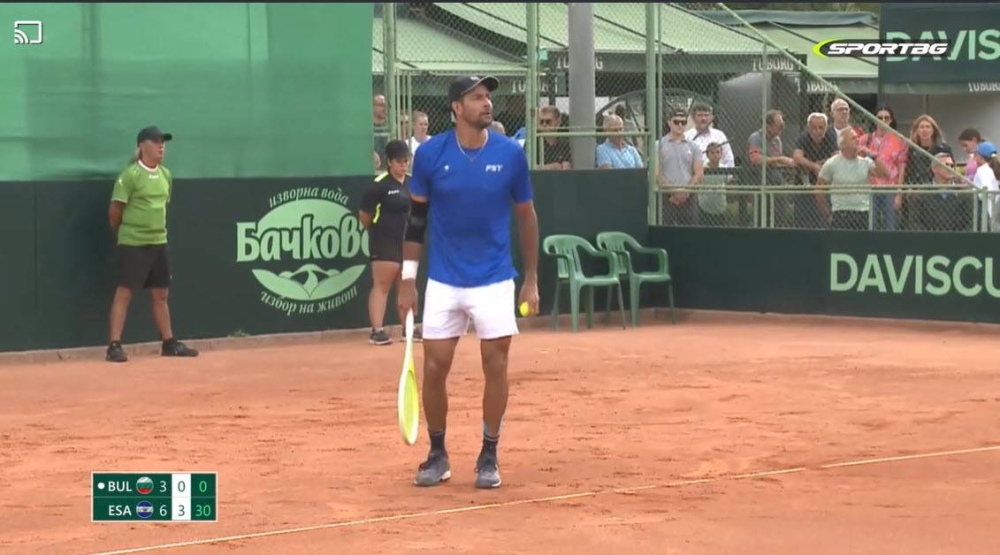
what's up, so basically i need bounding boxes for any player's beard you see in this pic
[465,112,492,131]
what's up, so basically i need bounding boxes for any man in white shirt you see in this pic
[816,127,889,230]
[684,103,734,168]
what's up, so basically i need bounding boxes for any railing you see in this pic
[653,184,998,232]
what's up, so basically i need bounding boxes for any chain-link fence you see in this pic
[650,3,987,232]
[374,2,998,232]
[375,3,531,173]
[531,3,655,176]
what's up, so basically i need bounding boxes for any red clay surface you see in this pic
[2,311,999,555]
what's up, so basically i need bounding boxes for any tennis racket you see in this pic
[397,309,420,445]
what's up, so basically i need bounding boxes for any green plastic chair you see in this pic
[595,231,676,327]
[542,234,627,332]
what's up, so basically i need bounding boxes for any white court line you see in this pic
[91,444,1000,555]
[819,445,1000,469]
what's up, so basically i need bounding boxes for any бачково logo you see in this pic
[237,187,369,316]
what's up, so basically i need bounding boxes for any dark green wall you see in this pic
[16,171,1000,353]
[647,226,1000,324]
[0,182,37,350]
[525,169,649,316]
[0,169,650,353]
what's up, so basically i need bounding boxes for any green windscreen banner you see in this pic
[1,3,374,181]
[647,227,1000,325]
[879,3,1000,94]
[0,169,650,353]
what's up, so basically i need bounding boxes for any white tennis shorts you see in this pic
[422,278,519,341]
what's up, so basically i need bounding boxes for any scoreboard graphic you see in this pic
[92,472,217,522]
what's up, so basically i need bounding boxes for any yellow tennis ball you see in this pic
[519,302,530,317]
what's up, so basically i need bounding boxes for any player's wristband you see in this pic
[401,260,418,281]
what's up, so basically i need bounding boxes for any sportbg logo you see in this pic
[814,39,949,58]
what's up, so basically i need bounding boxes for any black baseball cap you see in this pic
[928,143,952,156]
[384,139,410,162]
[137,126,173,145]
[448,75,499,103]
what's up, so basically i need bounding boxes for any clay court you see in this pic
[2,310,999,555]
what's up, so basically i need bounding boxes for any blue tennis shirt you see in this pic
[409,128,534,288]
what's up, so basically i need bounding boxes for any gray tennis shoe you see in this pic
[474,452,502,489]
[414,450,451,487]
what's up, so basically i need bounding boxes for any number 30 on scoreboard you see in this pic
[91,471,218,522]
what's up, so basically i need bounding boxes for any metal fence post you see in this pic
[383,3,397,143]
[869,190,875,230]
[646,2,658,225]
[760,42,769,229]
[526,3,538,169]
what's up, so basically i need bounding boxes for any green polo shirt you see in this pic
[111,162,172,246]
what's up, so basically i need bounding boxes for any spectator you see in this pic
[911,147,974,232]
[596,114,643,169]
[535,105,571,170]
[684,103,736,218]
[748,109,796,227]
[407,111,432,155]
[615,104,643,154]
[373,95,389,170]
[698,142,731,226]
[105,126,199,363]
[903,114,945,185]
[816,127,889,230]
[829,98,865,139]
[958,128,984,182]
[685,103,734,168]
[398,113,411,141]
[792,112,838,229]
[861,106,908,231]
[655,110,703,225]
[901,114,946,230]
[490,120,506,136]
[748,109,795,186]
[971,141,1000,231]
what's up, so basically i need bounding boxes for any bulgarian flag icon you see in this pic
[136,476,154,495]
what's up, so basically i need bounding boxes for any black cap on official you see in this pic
[384,139,410,162]
[448,75,499,103]
[137,126,173,145]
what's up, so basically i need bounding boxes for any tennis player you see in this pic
[397,75,540,489]
[359,139,421,345]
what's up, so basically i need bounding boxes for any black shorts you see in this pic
[116,244,172,289]
[369,238,402,263]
